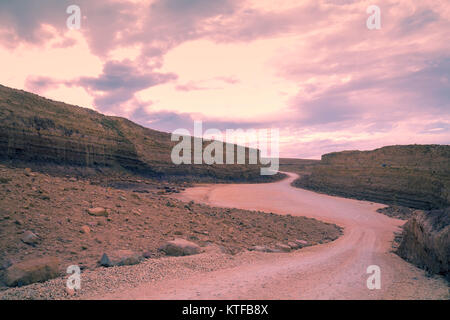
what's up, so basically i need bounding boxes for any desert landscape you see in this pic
[0,85,448,300]
[0,1,449,306]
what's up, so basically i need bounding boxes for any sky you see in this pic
[0,0,449,159]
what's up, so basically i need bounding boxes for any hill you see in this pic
[291,145,450,209]
[0,84,280,183]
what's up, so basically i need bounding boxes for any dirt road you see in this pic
[99,172,449,299]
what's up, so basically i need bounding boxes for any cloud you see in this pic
[1,0,450,158]
[208,2,331,43]
[0,0,138,55]
[0,0,67,45]
[286,56,450,130]
[421,122,450,135]
[25,76,61,93]
[215,76,239,84]
[130,106,264,134]
[175,82,209,91]
[399,9,439,35]
[76,60,177,111]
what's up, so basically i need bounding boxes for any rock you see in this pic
[194,230,209,236]
[99,250,142,267]
[21,231,39,246]
[250,245,270,252]
[265,247,282,253]
[0,259,13,271]
[295,145,450,210]
[65,287,75,296]
[396,208,449,281]
[4,257,60,287]
[118,196,127,201]
[80,226,90,234]
[132,209,142,216]
[142,251,152,259]
[295,239,309,247]
[69,177,77,182]
[87,207,108,217]
[133,189,149,193]
[275,243,291,252]
[287,241,301,250]
[159,239,201,256]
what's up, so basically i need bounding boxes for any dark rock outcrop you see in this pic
[99,250,142,267]
[396,208,449,281]
[159,239,201,256]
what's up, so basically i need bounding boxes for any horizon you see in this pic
[0,0,449,158]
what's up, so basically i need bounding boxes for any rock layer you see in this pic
[0,84,278,183]
[396,208,449,281]
[294,145,450,210]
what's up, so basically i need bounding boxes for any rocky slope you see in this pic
[293,145,450,210]
[0,164,342,290]
[0,84,278,183]
[279,158,320,176]
[396,208,449,281]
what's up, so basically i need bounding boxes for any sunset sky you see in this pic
[0,0,449,158]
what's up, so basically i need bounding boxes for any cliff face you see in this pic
[0,84,273,182]
[294,145,450,209]
[396,208,449,280]
[0,86,140,169]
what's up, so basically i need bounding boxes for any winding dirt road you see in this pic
[101,172,449,299]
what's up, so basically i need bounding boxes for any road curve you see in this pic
[101,172,449,299]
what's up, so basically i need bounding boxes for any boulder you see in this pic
[287,241,301,250]
[4,257,60,287]
[24,168,34,177]
[99,250,142,267]
[132,209,142,216]
[265,247,282,253]
[80,226,91,234]
[142,251,153,259]
[275,243,291,252]
[87,207,108,217]
[249,245,286,253]
[249,245,272,252]
[159,239,201,256]
[396,208,449,280]
[65,287,75,296]
[294,239,309,248]
[21,231,39,246]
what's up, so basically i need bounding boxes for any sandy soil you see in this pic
[96,172,449,299]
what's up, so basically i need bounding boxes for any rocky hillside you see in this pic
[0,164,342,292]
[0,84,278,182]
[293,145,450,210]
[396,208,449,281]
[279,158,320,176]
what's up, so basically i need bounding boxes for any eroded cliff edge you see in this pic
[0,84,279,183]
[293,145,450,210]
[397,208,449,281]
